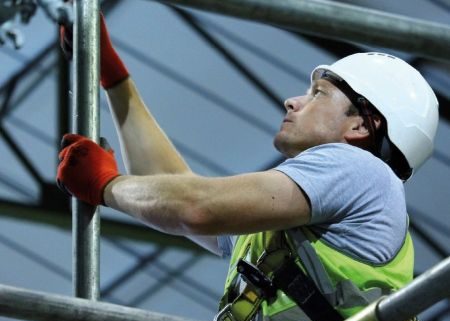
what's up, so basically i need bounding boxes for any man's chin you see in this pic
[274,136,308,158]
[273,136,294,158]
[273,134,283,152]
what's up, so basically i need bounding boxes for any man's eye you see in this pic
[312,89,322,97]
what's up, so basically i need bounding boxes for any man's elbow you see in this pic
[180,203,219,235]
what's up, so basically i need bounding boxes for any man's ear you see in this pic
[344,114,383,142]
[344,114,382,145]
[344,116,369,142]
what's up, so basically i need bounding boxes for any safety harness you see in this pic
[217,228,394,321]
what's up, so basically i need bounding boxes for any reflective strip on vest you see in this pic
[219,228,414,320]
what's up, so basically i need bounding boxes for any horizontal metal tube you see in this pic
[156,0,450,62]
[0,283,194,321]
[377,256,450,321]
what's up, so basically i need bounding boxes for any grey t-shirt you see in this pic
[218,143,408,265]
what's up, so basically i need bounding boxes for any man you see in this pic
[57,16,439,321]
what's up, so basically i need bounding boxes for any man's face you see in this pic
[274,78,356,157]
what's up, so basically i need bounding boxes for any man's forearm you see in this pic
[105,78,191,175]
[103,170,311,236]
[103,174,204,235]
[103,174,223,255]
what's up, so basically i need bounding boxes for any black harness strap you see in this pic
[272,258,344,321]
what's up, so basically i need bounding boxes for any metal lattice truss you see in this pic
[0,0,449,320]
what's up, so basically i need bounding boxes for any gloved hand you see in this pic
[56,134,120,206]
[59,13,129,89]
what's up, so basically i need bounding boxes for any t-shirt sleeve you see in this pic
[217,235,236,258]
[275,143,386,225]
[273,143,407,264]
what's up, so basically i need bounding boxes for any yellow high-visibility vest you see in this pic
[219,228,413,320]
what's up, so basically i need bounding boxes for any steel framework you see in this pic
[0,257,449,321]
[156,0,450,62]
[71,0,101,300]
[0,0,449,320]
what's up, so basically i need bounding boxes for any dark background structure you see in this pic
[0,0,449,320]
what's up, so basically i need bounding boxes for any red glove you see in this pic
[56,134,120,206]
[60,24,73,60]
[59,13,129,89]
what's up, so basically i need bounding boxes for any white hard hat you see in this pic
[311,52,439,180]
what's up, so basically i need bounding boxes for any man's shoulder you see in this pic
[284,143,392,177]
[299,143,379,160]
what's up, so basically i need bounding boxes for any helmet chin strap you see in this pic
[380,137,392,163]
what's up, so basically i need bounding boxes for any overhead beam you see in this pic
[0,43,56,96]
[297,33,450,124]
[155,0,450,63]
[172,7,284,109]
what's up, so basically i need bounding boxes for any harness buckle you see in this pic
[237,259,277,299]
[214,304,237,321]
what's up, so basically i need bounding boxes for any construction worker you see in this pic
[57,15,439,321]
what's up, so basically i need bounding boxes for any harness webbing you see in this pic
[272,258,343,321]
[216,228,387,321]
[216,233,289,321]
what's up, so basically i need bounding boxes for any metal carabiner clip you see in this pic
[214,304,237,321]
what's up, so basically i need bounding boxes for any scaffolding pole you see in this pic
[0,258,449,321]
[347,256,450,321]
[72,0,100,300]
[156,0,450,62]
[0,284,193,321]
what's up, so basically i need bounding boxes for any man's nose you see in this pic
[284,96,304,112]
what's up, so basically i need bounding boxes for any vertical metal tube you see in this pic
[72,0,100,300]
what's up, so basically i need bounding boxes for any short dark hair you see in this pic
[322,71,412,179]
[350,102,386,157]
[345,104,360,117]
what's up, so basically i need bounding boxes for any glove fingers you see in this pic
[56,178,72,197]
[56,140,90,194]
[56,136,119,206]
[58,146,69,161]
[59,25,73,60]
[100,136,113,153]
[60,133,86,149]
[59,134,88,161]
[61,24,73,41]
